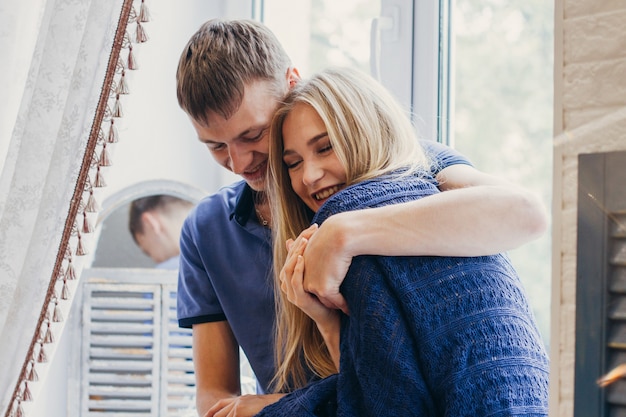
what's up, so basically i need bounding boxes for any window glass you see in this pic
[262,0,381,77]
[452,0,554,344]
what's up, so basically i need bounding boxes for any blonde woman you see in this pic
[261,67,549,416]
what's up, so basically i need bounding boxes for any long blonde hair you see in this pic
[267,67,429,392]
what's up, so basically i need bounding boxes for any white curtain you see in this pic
[0,0,125,413]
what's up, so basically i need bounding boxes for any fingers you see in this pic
[282,255,306,306]
[282,237,307,284]
[321,294,350,316]
[293,255,304,290]
[207,398,235,417]
[299,223,319,240]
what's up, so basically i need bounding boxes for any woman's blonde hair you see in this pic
[267,67,429,392]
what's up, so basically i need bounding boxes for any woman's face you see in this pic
[281,103,347,212]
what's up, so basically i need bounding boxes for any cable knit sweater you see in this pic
[257,173,550,417]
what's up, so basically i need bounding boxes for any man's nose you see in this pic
[228,145,252,174]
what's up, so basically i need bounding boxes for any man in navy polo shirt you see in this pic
[175,19,547,417]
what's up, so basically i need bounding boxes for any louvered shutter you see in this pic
[605,218,626,414]
[160,284,195,416]
[81,284,162,416]
[79,270,197,416]
[575,151,626,416]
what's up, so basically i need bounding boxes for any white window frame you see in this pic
[377,0,451,145]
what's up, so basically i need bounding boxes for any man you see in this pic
[175,19,547,417]
[129,194,195,269]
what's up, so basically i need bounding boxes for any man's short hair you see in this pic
[176,18,292,125]
[128,195,193,243]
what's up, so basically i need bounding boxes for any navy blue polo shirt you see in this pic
[177,140,471,393]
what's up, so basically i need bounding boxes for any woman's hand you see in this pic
[280,226,339,331]
[301,215,353,315]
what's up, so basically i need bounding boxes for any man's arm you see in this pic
[303,164,548,312]
[193,322,286,417]
[192,321,241,416]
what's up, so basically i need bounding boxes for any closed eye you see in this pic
[284,158,302,169]
[207,142,226,152]
[243,128,267,143]
[318,144,332,154]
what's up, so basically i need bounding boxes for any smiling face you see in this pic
[191,80,281,192]
[281,103,347,212]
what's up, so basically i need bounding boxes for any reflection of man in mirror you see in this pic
[129,195,194,269]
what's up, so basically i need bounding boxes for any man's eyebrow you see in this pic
[282,132,328,156]
[198,137,220,145]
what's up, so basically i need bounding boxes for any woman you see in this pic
[261,67,549,416]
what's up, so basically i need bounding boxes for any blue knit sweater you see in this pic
[257,173,549,417]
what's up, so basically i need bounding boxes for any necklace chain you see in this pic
[255,206,269,227]
[254,192,269,227]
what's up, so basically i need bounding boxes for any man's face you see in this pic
[191,81,280,192]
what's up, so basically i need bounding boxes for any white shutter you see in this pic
[81,283,162,416]
[79,270,196,416]
[160,284,195,416]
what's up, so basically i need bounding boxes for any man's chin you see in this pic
[245,178,266,192]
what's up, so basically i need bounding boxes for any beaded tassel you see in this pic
[138,0,150,22]
[52,300,63,323]
[108,119,119,143]
[26,361,38,382]
[136,21,148,43]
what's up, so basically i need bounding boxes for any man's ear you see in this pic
[286,67,301,89]
[141,211,162,234]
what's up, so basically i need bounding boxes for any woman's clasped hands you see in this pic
[280,224,340,331]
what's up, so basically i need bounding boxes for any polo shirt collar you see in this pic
[231,183,256,226]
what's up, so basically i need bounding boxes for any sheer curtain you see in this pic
[0,0,128,414]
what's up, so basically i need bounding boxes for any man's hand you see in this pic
[205,394,285,417]
[301,214,354,314]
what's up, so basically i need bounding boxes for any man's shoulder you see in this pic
[193,180,247,217]
[418,139,472,171]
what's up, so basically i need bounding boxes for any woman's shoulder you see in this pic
[312,173,438,224]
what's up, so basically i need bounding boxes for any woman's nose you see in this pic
[302,161,323,186]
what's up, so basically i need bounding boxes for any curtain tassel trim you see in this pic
[26,360,38,382]
[139,0,150,22]
[116,70,130,94]
[21,383,32,402]
[5,1,151,415]
[136,21,149,43]
[36,344,47,364]
[52,300,63,323]
[127,44,138,70]
[99,143,112,167]
[42,322,54,344]
[108,119,119,143]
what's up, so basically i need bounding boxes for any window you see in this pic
[450,0,554,344]
[262,0,413,110]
